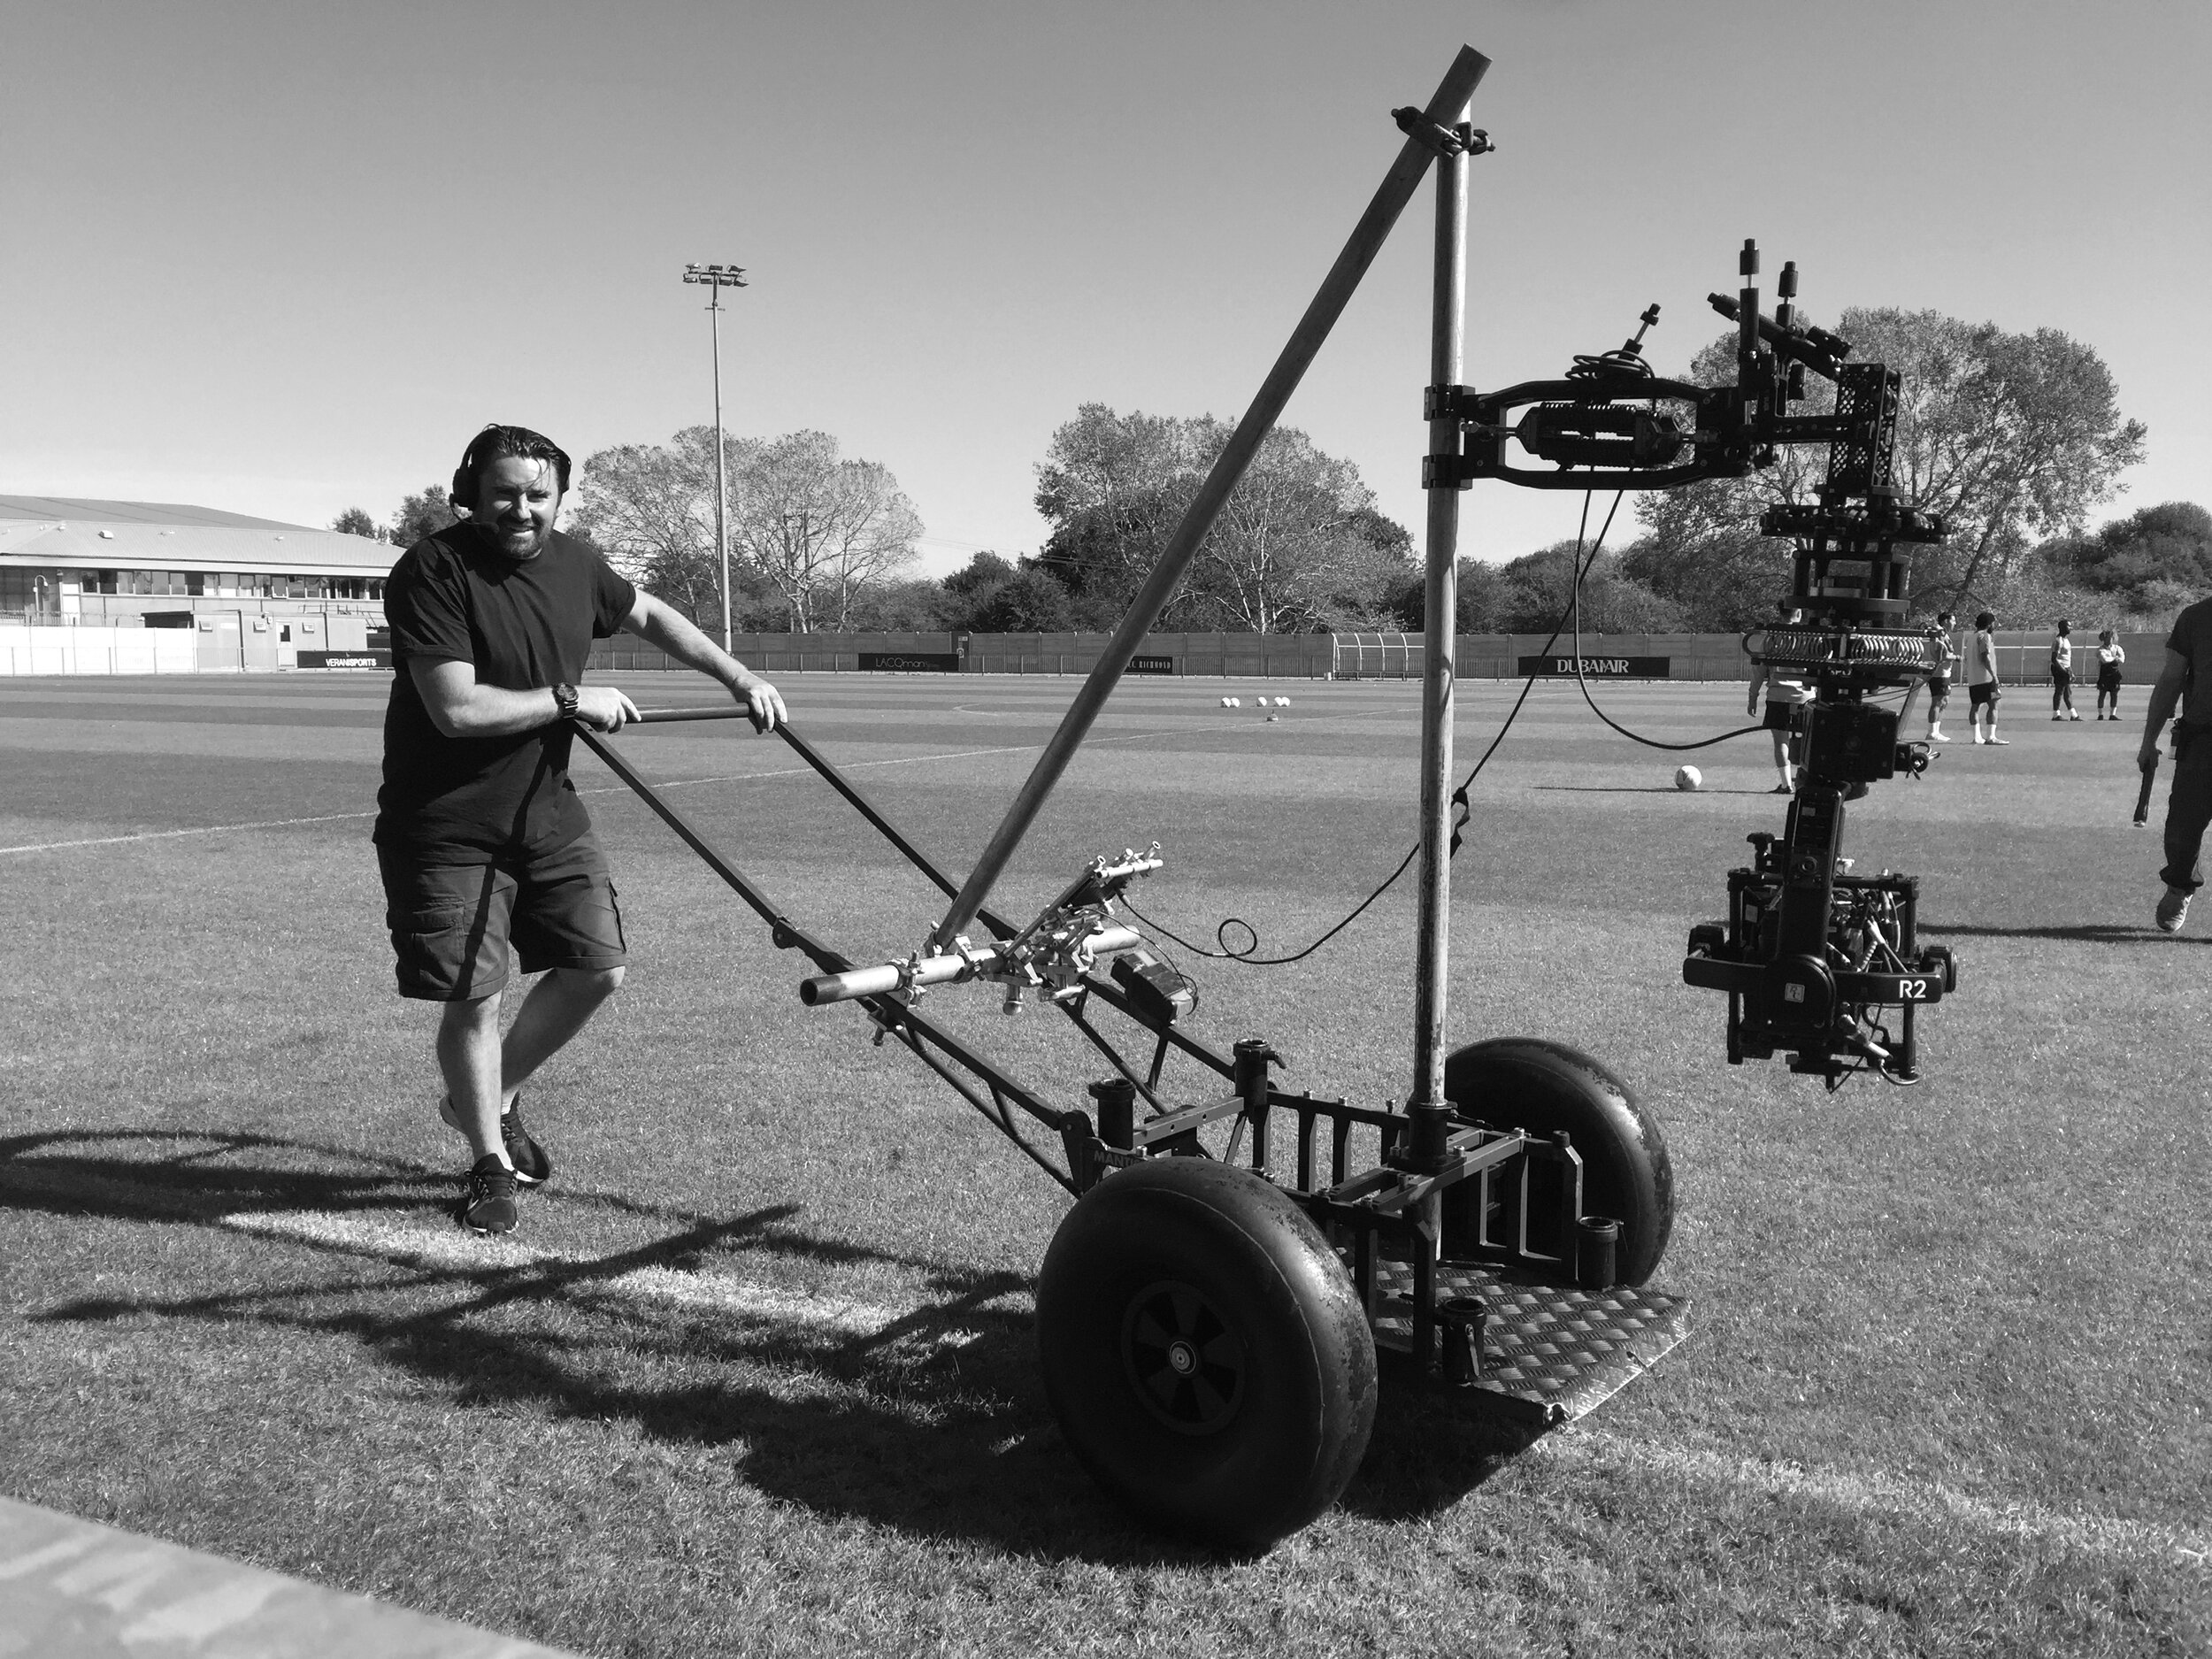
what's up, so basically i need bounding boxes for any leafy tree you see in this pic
[942,551,1020,600]
[389,485,460,549]
[925,551,1070,631]
[842,577,952,632]
[567,430,718,596]
[1493,542,1685,634]
[1386,558,1524,634]
[956,565,1079,632]
[1618,517,1787,632]
[731,431,923,632]
[1031,404,1413,633]
[1632,310,2147,619]
[331,507,386,541]
[2045,502,2212,602]
[571,427,923,632]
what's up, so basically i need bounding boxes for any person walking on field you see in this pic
[2050,619,2081,720]
[375,424,789,1235]
[2095,628,2126,719]
[1898,610,1958,743]
[1747,596,1806,791]
[2140,595,2212,933]
[1967,611,2008,744]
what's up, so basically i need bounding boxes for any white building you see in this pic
[0,496,396,672]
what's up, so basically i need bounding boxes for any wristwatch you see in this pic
[552,683,580,722]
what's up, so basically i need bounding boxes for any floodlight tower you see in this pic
[681,262,748,651]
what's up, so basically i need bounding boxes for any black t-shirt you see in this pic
[375,524,638,863]
[2169,597,2212,728]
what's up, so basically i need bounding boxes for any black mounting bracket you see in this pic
[1392,108,1494,157]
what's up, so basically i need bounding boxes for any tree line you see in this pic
[335,305,2200,635]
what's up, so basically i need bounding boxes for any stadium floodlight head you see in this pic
[682,263,749,288]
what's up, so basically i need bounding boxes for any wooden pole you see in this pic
[929,45,1492,952]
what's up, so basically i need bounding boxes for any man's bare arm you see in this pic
[2139,648,2189,767]
[410,658,638,737]
[620,592,787,731]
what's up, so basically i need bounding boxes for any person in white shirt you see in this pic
[2094,628,2126,719]
[2050,619,2080,720]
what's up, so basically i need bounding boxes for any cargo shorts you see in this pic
[378,832,626,1002]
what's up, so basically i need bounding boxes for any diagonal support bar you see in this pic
[926,44,1493,953]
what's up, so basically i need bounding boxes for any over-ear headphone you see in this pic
[450,425,572,515]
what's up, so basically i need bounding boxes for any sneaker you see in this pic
[1986,736,2009,745]
[1772,782,1794,794]
[2053,714,2064,721]
[457,1155,518,1235]
[1927,726,1948,741]
[2156,887,2192,934]
[440,1093,553,1187]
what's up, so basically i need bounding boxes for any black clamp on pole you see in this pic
[1421,384,1488,490]
[1391,107,1494,157]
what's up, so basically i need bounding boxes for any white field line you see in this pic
[217,1209,927,1340]
[0,727,1187,857]
[1537,1432,2212,1569]
[0,812,374,855]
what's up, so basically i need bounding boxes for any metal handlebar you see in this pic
[627,706,758,725]
[800,926,1143,1006]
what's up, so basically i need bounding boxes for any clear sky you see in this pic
[7,0,2206,577]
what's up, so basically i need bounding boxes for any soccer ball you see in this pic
[1675,764,1702,792]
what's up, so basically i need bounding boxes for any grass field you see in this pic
[2,668,2207,1657]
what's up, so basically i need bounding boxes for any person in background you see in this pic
[1968,611,2008,744]
[1747,597,1806,792]
[2141,595,2212,933]
[2095,627,2126,719]
[1899,610,1958,743]
[2050,619,2080,720]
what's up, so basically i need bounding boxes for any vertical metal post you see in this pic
[684,263,747,652]
[1408,104,1469,1165]
[709,288,732,653]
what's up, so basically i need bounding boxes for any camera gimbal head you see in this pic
[1432,239,1961,1087]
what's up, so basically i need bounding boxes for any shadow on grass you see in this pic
[7,1126,1532,1563]
[1918,921,2209,945]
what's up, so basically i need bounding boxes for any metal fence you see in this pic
[592,629,2169,683]
[4,622,2163,682]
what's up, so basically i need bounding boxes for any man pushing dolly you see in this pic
[373,425,787,1233]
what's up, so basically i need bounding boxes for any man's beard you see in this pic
[492,523,551,560]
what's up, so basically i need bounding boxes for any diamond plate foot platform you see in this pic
[1367,1257,1691,1427]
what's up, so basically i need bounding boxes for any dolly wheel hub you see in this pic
[1122,1280,1245,1435]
